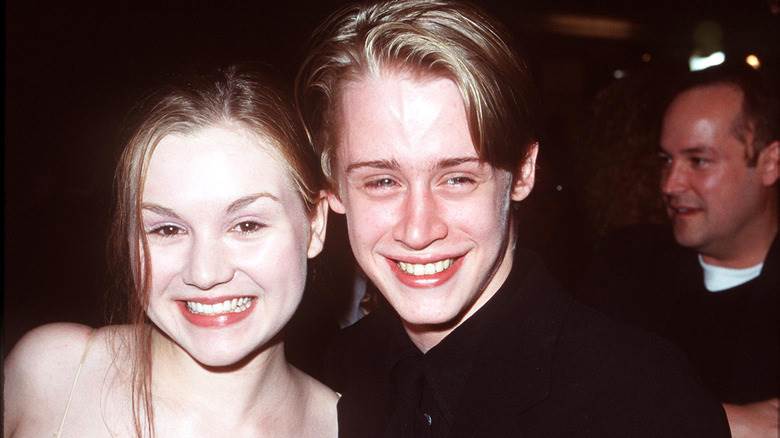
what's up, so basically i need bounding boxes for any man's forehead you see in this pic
[337,73,465,125]
[335,71,479,170]
[340,69,457,97]
[666,84,743,126]
[661,84,747,149]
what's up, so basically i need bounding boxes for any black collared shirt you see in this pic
[325,249,730,438]
[383,261,519,438]
[579,227,779,404]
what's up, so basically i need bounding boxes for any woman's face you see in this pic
[140,125,326,367]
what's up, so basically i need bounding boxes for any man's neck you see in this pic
[700,212,777,268]
[403,229,519,353]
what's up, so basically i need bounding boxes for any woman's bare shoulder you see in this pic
[4,324,94,434]
[3,323,131,436]
[295,368,339,437]
[6,323,97,380]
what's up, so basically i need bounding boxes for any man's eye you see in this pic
[446,176,475,186]
[233,221,265,234]
[365,177,398,190]
[148,224,184,238]
[690,157,710,168]
[658,153,672,166]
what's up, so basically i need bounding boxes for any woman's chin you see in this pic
[189,338,283,371]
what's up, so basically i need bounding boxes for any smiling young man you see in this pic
[296,1,730,436]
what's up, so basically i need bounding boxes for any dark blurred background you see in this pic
[5,0,779,359]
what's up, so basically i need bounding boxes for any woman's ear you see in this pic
[511,142,539,202]
[307,191,330,258]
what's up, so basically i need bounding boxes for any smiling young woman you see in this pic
[3,66,338,438]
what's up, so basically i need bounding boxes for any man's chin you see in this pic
[393,299,465,331]
[673,229,705,249]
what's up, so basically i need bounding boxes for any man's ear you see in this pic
[511,142,539,202]
[307,191,330,258]
[757,140,779,186]
[327,189,347,214]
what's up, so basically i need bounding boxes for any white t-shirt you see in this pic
[698,255,764,292]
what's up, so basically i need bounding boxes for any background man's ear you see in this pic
[757,140,779,186]
[511,142,539,202]
[307,191,329,258]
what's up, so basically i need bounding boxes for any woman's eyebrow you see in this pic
[141,193,279,218]
[225,192,280,214]
[141,203,181,219]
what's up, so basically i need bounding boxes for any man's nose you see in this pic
[661,161,687,196]
[392,185,448,250]
[182,235,235,290]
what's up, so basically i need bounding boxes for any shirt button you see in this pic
[423,413,432,426]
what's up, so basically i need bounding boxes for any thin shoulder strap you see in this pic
[54,329,96,438]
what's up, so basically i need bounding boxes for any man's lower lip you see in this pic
[387,257,463,288]
[674,210,701,217]
[177,301,255,328]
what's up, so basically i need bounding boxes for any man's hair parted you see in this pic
[296,0,539,184]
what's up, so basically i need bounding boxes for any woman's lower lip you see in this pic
[387,257,463,288]
[177,300,255,328]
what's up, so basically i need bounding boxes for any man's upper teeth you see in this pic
[185,297,253,315]
[398,259,453,276]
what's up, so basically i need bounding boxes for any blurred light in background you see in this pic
[542,14,638,39]
[693,21,723,54]
[745,54,761,69]
[689,51,725,71]
[641,53,652,62]
[613,69,626,79]
[689,20,725,71]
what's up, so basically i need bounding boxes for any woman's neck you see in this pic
[148,328,303,431]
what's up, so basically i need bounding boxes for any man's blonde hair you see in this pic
[296,0,538,184]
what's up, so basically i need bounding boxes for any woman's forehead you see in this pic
[142,127,299,207]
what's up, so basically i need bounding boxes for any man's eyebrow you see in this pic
[225,192,280,214]
[679,146,715,155]
[141,203,181,219]
[345,157,482,174]
[345,159,399,174]
[434,157,481,169]
[659,146,715,156]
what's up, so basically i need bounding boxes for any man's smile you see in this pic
[397,258,454,276]
[386,256,464,288]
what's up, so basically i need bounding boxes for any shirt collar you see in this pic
[378,248,533,421]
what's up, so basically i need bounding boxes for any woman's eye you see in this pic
[148,225,184,238]
[233,221,264,234]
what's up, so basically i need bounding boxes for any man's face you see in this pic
[660,84,769,260]
[329,72,534,338]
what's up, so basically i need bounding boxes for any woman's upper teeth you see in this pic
[185,297,253,315]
